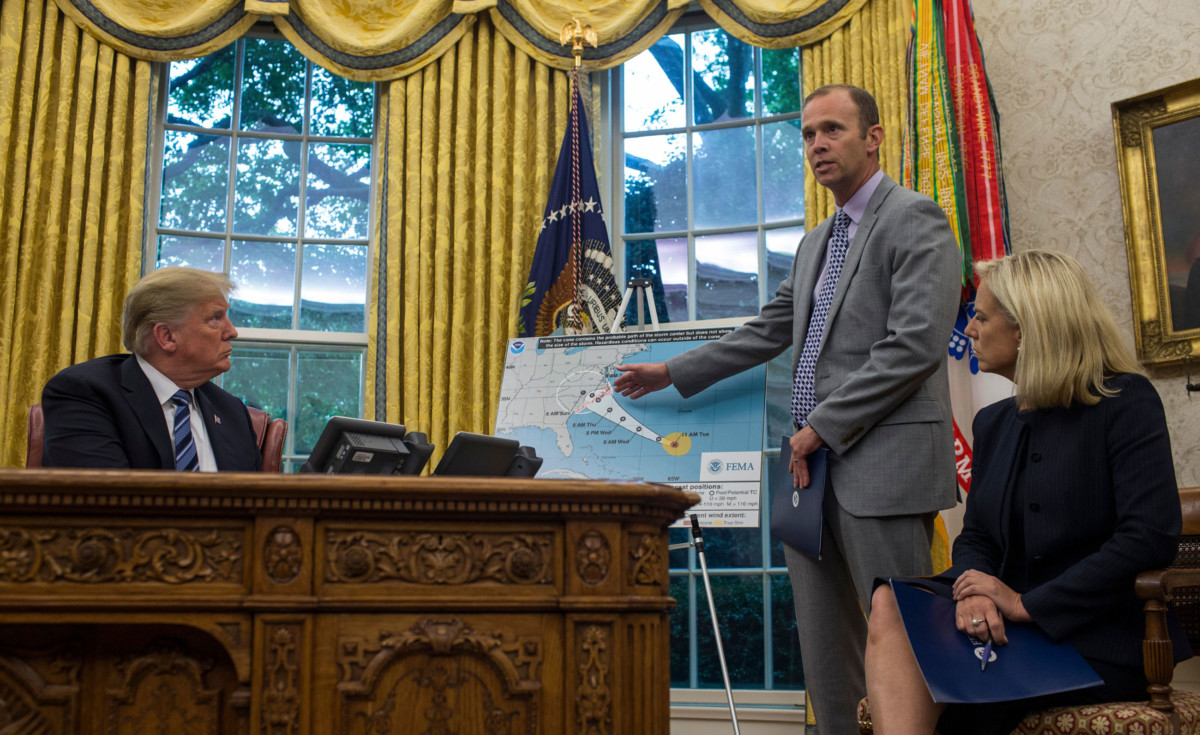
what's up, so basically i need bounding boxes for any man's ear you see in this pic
[151,322,177,354]
[866,124,884,155]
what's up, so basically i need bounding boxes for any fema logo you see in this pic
[510,341,525,354]
[707,459,723,474]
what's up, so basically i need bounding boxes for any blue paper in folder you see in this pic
[769,437,825,559]
[890,579,1103,704]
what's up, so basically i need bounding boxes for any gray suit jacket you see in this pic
[667,174,960,517]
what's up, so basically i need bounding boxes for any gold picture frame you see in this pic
[1113,78,1200,366]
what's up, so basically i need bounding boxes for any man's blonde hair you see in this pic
[974,250,1141,409]
[122,267,234,355]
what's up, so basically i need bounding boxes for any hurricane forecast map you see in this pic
[495,329,767,527]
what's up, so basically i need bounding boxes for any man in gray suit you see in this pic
[614,85,960,734]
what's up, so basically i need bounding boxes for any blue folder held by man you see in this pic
[769,436,826,559]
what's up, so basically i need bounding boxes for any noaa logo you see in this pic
[792,490,800,508]
[707,459,723,474]
[510,341,525,354]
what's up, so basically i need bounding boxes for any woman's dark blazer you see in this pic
[946,373,1188,667]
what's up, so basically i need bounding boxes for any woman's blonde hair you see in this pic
[122,267,234,355]
[974,250,1141,409]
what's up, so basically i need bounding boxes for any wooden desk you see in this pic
[0,469,697,735]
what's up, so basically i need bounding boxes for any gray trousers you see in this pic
[783,489,935,735]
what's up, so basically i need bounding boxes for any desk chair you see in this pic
[858,486,1200,735]
[26,403,287,472]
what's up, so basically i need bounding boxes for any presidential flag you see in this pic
[518,71,622,337]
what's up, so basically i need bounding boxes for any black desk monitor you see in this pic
[432,432,521,476]
[301,417,434,475]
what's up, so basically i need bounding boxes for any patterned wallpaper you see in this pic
[970,0,1200,485]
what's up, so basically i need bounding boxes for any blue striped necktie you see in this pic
[791,210,852,427]
[171,390,199,471]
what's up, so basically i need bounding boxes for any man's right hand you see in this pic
[613,362,672,399]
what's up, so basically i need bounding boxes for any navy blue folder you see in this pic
[769,437,826,559]
[890,578,1103,704]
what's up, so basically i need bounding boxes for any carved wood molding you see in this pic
[262,624,302,735]
[0,473,699,529]
[0,642,82,734]
[0,525,242,585]
[338,619,542,735]
[325,531,554,585]
[575,531,611,585]
[106,639,220,735]
[628,533,666,588]
[576,625,612,735]
[338,619,543,691]
[264,526,303,585]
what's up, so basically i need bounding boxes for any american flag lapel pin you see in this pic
[214,414,222,425]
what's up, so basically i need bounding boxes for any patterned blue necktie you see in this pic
[791,210,852,427]
[171,390,199,471]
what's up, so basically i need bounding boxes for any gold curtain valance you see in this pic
[53,0,864,80]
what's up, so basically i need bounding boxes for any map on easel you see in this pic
[495,328,767,527]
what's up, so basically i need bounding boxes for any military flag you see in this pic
[904,0,1011,564]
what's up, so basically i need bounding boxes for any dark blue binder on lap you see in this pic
[769,437,825,559]
[890,578,1103,704]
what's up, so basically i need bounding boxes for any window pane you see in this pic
[766,226,803,292]
[669,528,690,570]
[224,347,290,421]
[230,239,296,329]
[239,38,305,133]
[167,45,235,128]
[696,231,758,320]
[669,575,690,687]
[697,575,764,687]
[692,29,754,124]
[765,349,796,455]
[702,527,762,568]
[157,235,225,272]
[624,238,685,324]
[771,574,804,688]
[763,120,805,222]
[306,143,371,239]
[761,47,801,117]
[235,139,300,236]
[624,134,687,233]
[311,66,375,138]
[296,350,363,454]
[160,131,230,232]
[693,126,757,229]
[624,34,685,132]
[300,243,367,332]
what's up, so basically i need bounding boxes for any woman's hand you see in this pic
[955,595,1008,645]
[953,570,1030,624]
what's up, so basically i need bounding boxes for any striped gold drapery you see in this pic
[0,0,151,467]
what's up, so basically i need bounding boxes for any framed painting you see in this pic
[1113,77,1200,366]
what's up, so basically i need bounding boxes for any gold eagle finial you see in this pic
[561,19,598,68]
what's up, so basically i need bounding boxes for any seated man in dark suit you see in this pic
[41,267,261,470]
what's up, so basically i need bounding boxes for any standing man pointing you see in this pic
[614,85,960,734]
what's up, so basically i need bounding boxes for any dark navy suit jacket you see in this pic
[41,354,261,471]
[947,373,1188,667]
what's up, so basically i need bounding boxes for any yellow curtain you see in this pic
[0,0,151,467]
[802,0,910,225]
[367,15,570,457]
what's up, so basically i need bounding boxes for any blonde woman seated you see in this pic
[864,250,1189,735]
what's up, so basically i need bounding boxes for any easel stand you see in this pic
[611,277,660,333]
[669,514,742,735]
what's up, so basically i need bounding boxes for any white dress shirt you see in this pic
[136,355,219,471]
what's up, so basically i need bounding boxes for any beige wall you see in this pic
[969,0,1200,486]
